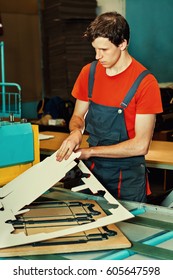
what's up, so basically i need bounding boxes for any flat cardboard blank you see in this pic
[0,200,131,257]
[0,152,133,249]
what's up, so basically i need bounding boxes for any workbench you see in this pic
[47,188,173,260]
[1,187,173,260]
[39,131,173,191]
[0,137,173,260]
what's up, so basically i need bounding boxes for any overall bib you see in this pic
[84,61,150,202]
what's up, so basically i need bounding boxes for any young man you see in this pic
[56,12,163,202]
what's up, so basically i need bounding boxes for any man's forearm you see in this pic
[69,114,85,134]
[78,137,150,161]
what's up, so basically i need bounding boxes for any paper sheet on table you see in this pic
[39,133,55,140]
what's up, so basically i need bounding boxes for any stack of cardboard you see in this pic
[44,0,96,20]
[42,0,97,100]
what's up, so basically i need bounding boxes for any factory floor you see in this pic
[147,168,173,205]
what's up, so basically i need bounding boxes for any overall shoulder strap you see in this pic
[88,60,98,98]
[120,69,150,108]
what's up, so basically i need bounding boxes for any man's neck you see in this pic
[106,51,132,76]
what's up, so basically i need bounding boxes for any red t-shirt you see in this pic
[72,58,163,138]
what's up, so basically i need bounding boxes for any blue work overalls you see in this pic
[84,61,150,202]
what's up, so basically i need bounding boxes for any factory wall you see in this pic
[0,0,172,119]
[126,0,173,83]
[0,0,43,119]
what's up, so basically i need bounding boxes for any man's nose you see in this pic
[95,50,102,60]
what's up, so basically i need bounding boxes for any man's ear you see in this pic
[119,40,128,51]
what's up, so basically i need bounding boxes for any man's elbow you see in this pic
[138,143,150,156]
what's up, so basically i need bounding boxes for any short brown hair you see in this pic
[84,12,130,47]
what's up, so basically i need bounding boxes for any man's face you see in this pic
[92,37,123,68]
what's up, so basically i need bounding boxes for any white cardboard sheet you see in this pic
[0,152,133,249]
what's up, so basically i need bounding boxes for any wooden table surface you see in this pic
[39,131,89,153]
[39,131,173,191]
[145,140,173,169]
[39,131,173,169]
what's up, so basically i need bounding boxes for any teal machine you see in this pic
[0,41,34,168]
[0,121,34,167]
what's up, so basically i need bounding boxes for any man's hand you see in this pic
[56,129,83,161]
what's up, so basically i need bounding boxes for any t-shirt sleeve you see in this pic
[135,74,163,114]
[71,64,91,101]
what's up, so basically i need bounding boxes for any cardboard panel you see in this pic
[0,153,133,250]
[0,200,131,257]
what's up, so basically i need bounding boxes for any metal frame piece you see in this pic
[0,41,21,118]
